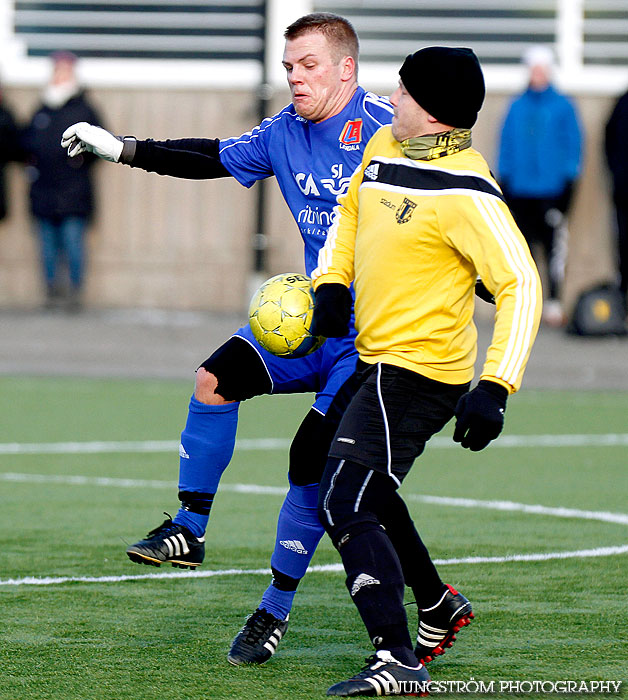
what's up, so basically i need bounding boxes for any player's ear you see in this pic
[340,55,355,81]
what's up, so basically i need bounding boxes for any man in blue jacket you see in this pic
[497,45,582,327]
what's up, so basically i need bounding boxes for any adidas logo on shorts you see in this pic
[337,436,356,444]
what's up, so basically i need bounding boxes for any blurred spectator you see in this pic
[22,51,103,311]
[497,45,583,327]
[604,88,628,314]
[0,81,23,222]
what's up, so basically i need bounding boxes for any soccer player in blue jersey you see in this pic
[62,13,476,666]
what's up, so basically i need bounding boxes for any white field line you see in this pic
[405,494,628,526]
[2,471,628,526]
[2,545,627,587]
[1,433,628,455]
[0,437,289,455]
[0,472,287,494]
[2,434,626,588]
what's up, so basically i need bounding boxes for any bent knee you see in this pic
[198,336,272,401]
[194,367,233,405]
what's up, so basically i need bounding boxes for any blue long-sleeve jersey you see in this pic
[219,87,393,275]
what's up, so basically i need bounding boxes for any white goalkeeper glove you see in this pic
[61,122,124,162]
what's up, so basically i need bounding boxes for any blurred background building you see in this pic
[0,0,626,314]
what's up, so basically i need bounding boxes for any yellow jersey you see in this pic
[312,126,542,392]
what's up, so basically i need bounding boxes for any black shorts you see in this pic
[329,363,469,483]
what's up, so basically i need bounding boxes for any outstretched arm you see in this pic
[123,137,231,179]
[61,122,231,180]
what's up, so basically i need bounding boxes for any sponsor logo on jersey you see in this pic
[339,119,363,151]
[351,572,381,597]
[363,163,379,181]
[396,197,417,224]
[295,172,321,196]
[280,540,309,555]
[179,443,189,459]
[295,165,352,198]
[321,163,352,196]
[297,205,336,229]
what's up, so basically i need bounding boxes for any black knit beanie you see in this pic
[399,47,485,128]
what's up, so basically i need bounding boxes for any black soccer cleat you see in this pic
[327,650,430,697]
[414,583,474,664]
[126,513,205,569]
[227,607,289,665]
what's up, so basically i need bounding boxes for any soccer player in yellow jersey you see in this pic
[310,47,542,696]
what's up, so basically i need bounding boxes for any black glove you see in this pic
[311,283,353,337]
[475,278,495,304]
[453,380,508,451]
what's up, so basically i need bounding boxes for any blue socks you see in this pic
[259,481,325,620]
[259,584,296,623]
[171,397,325,623]
[173,396,239,537]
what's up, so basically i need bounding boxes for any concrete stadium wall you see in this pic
[0,84,620,314]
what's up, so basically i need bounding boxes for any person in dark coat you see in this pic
[604,88,628,313]
[22,51,103,310]
[0,83,23,222]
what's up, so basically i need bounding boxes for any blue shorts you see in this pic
[234,324,358,415]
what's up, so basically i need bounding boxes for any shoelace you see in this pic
[356,654,384,675]
[146,512,178,538]
[241,610,276,643]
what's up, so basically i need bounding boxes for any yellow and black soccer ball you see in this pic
[248,273,326,358]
